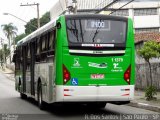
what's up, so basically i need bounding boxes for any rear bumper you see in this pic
[55,85,134,102]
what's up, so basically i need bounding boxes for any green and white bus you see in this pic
[13,14,135,109]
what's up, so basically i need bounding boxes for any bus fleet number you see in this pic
[112,58,123,62]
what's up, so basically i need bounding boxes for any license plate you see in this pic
[91,74,104,79]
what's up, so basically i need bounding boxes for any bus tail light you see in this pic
[63,65,70,84]
[124,66,131,84]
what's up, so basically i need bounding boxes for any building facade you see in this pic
[110,0,160,33]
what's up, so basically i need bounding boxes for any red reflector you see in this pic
[124,66,131,84]
[64,94,71,96]
[122,93,130,96]
[125,89,130,91]
[63,65,71,84]
[64,89,69,91]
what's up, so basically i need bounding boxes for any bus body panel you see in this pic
[55,85,134,102]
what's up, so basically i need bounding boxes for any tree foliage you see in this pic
[25,18,37,35]
[1,23,18,63]
[40,12,50,27]
[138,41,160,63]
[25,12,50,35]
[14,33,27,44]
[0,44,10,62]
[1,23,17,39]
[1,23,18,46]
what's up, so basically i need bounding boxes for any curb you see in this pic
[128,101,160,112]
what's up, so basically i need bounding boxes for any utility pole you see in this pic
[20,3,40,28]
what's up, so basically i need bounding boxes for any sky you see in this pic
[0,0,58,39]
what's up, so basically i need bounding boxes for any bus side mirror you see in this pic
[12,50,17,63]
[56,22,61,29]
[12,53,16,63]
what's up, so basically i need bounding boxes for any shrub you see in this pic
[145,86,157,101]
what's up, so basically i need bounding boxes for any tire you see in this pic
[20,93,27,99]
[38,83,45,110]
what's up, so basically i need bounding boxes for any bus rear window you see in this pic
[66,19,127,44]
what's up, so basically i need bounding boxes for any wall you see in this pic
[134,15,160,28]
[136,63,160,91]
[135,42,160,91]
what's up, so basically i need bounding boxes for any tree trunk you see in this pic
[148,61,152,87]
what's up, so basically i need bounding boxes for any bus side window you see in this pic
[45,34,48,51]
[15,47,20,71]
[40,34,47,62]
[48,30,55,56]
[26,43,30,70]
[28,43,30,58]
[36,38,40,62]
[41,35,46,52]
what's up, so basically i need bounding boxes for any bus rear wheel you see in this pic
[20,93,27,99]
[38,83,45,110]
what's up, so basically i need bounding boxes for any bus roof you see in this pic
[65,14,128,21]
[17,16,59,46]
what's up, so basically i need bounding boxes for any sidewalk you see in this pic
[128,90,160,112]
[0,67,15,81]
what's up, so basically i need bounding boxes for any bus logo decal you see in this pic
[71,78,78,86]
[88,62,107,68]
[113,63,120,69]
[112,63,123,72]
[73,58,80,67]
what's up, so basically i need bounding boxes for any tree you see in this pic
[25,18,37,35]
[0,44,10,68]
[1,23,18,63]
[138,41,160,100]
[40,12,50,26]
[4,44,10,62]
[14,33,27,44]
[25,12,50,35]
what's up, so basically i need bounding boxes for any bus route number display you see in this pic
[86,20,110,30]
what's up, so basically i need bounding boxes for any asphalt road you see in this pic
[0,72,159,120]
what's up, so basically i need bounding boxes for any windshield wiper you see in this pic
[79,20,84,42]
[92,27,100,43]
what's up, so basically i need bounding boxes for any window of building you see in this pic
[111,9,129,16]
[134,8,158,16]
[135,28,159,33]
